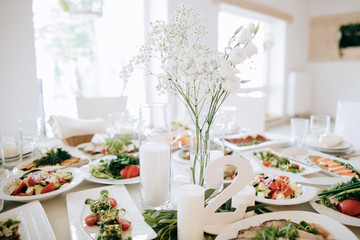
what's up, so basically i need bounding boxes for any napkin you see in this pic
[48,115,107,139]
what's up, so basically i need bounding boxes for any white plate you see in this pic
[215,211,357,240]
[310,196,360,227]
[0,169,9,211]
[224,132,289,152]
[66,185,157,240]
[0,201,55,239]
[82,156,140,185]
[304,150,360,178]
[301,140,352,153]
[240,148,321,176]
[252,170,317,206]
[0,168,85,202]
[172,149,190,165]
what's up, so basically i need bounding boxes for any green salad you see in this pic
[103,136,138,155]
[90,153,139,180]
[253,151,305,174]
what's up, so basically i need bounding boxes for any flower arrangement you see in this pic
[121,4,258,186]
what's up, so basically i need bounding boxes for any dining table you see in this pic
[1,133,360,240]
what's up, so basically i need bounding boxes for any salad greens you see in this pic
[34,148,73,167]
[90,153,139,180]
[253,151,305,174]
[316,177,360,210]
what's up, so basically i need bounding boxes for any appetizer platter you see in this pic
[13,148,89,172]
[249,171,317,205]
[310,177,360,227]
[215,211,357,240]
[241,148,321,176]
[0,201,55,239]
[0,168,85,202]
[307,155,360,178]
[66,185,157,240]
[224,132,287,152]
[82,153,140,185]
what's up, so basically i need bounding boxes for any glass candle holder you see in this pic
[138,103,171,209]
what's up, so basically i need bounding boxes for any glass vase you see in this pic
[190,128,210,186]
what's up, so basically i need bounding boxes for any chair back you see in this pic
[334,100,360,148]
[76,96,128,120]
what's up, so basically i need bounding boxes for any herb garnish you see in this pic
[34,148,72,167]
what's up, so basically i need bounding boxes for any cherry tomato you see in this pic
[293,164,300,169]
[107,197,117,208]
[12,181,27,195]
[41,182,55,194]
[101,146,109,154]
[27,177,36,186]
[126,165,140,179]
[337,199,360,216]
[262,161,271,167]
[118,219,131,231]
[85,214,98,226]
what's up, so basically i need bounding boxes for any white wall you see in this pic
[0,0,40,130]
[308,0,360,117]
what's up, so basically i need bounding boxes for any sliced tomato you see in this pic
[27,177,36,186]
[107,197,117,208]
[14,192,30,196]
[270,189,280,199]
[293,164,300,169]
[268,180,281,190]
[12,181,27,195]
[337,199,360,216]
[281,184,293,197]
[278,175,289,180]
[118,219,131,231]
[255,134,267,141]
[41,182,55,194]
[85,214,98,226]
[126,165,140,179]
[262,161,271,167]
[59,179,68,184]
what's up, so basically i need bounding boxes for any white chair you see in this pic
[76,96,128,121]
[334,100,360,148]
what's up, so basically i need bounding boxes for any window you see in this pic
[32,0,145,119]
[218,4,286,121]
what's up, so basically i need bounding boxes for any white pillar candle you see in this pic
[177,184,204,240]
[231,185,256,218]
[139,143,170,207]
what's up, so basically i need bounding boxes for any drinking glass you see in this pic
[138,103,171,209]
[0,129,23,169]
[108,112,137,138]
[310,115,331,136]
[290,118,309,144]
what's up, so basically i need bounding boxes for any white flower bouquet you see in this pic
[122,4,258,186]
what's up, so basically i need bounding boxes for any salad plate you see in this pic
[251,170,317,206]
[0,169,9,211]
[240,148,321,176]
[0,201,55,239]
[310,196,360,227]
[301,139,352,153]
[0,167,85,202]
[215,211,357,240]
[309,177,360,227]
[66,185,157,240]
[82,156,140,185]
